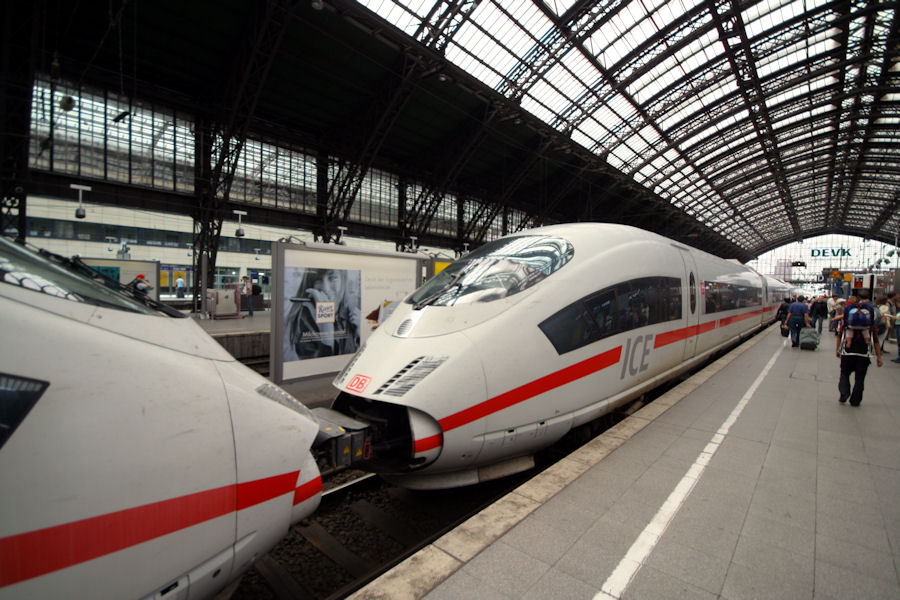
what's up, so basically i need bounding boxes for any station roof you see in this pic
[19,0,900,260]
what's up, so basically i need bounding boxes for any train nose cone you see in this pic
[409,406,443,465]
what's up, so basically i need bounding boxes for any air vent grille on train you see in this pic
[375,355,448,397]
[395,319,414,337]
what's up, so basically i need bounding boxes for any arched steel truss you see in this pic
[3,0,898,265]
[357,0,900,255]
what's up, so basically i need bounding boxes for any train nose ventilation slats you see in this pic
[374,355,448,397]
[396,319,414,336]
[392,310,423,338]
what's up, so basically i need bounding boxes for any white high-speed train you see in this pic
[326,223,789,490]
[0,236,322,599]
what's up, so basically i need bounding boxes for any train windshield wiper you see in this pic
[412,269,466,310]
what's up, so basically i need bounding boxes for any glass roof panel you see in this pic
[353,0,899,257]
[520,95,560,127]
[474,2,537,57]
[356,0,425,35]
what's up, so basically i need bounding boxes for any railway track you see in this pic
[227,399,648,600]
[229,470,533,600]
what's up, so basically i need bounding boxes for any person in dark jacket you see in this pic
[775,298,791,337]
[784,295,811,347]
[775,298,791,322]
[809,295,829,334]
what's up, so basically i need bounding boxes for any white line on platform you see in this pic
[595,345,784,600]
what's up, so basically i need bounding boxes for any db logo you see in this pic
[347,374,371,393]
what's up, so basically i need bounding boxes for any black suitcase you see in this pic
[799,327,819,350]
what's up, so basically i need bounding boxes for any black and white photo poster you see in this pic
[283,267,361,360]
[272,243,422,382]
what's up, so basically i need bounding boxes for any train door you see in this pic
[677,248,700,361]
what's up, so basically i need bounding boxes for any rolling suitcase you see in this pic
[799,327,819,350]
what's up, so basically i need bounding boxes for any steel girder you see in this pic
[402,101,501,245]
[833,4,899,229]
[193,0,295,299]
[322,0,482,245]
[320,53,421,244]
[1,2,38,243]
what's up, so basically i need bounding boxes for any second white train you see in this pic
[325,223,789,489]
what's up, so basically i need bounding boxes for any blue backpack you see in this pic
[843,302,875,352]
[847,304,874,330]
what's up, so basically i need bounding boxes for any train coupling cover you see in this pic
[310,407,371,470]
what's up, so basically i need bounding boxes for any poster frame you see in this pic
[270,241,426,385]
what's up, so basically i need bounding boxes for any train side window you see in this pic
[664,277,683,321]
[621,277,682,330]
[616,282,646,332]
[702,281,762,314]
[538,301,601,354]
[704,282,718,314]
[539,276,682,355]
[584,289,619,338]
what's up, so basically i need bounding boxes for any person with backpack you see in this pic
[835,290,883,406]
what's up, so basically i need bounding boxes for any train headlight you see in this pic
[0,373,49,450]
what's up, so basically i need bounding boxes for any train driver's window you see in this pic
[408,235,574,309]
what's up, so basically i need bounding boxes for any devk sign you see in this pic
[810,248,851,257]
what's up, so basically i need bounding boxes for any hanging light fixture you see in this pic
[233,209,247,237]
[70,183,91,219]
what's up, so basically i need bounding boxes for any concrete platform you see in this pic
[349,326,900,600]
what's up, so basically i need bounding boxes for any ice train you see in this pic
[323,223,789,489]
[0,236,322,599]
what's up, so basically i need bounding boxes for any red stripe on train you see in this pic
[417,308,763,446]
[415,433,444,453]
[0,470,307,587]
[293,476,323,506]
[437,346,622,433]
[718,308,765,326]
[654,320,717,348]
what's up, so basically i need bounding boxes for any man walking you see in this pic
[809,294,829,334]
[785,295,811,347]
[836,290,883,406]
[887,292,900,362]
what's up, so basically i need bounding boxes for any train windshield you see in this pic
[0,236,158,315]
[409,235,574,308]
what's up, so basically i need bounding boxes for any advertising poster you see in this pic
[283,267,361,361]
[272,243,424,383]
